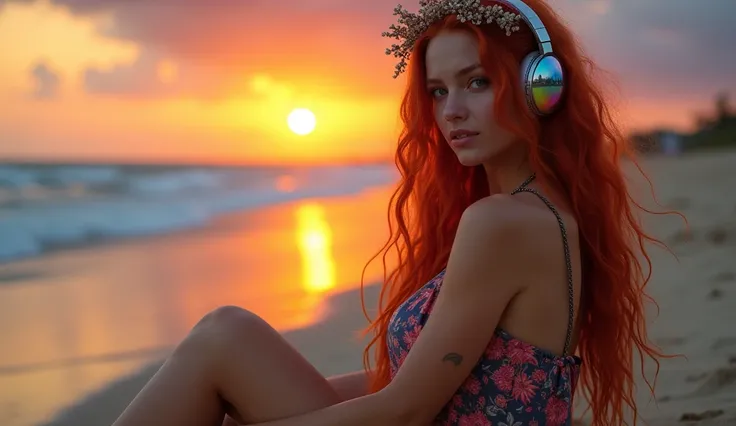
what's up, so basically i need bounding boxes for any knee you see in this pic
[195,305,265,334]
[185,305,267,350]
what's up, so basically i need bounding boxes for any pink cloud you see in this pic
[3,0,733,107]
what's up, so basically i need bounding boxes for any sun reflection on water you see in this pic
[295,203,336,294]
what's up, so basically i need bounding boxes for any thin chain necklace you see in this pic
[511,173,536,194]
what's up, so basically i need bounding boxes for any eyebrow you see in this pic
[426,63,482,85]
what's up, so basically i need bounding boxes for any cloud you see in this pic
[83,49,183,96]
[16,0,399,99]
[29,61,60,99]
[555,0,736,99]
[4,0,734,103]
[83,53,161,96]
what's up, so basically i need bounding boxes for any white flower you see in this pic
[382,0,522,78]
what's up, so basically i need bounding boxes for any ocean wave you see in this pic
[0,163,397,263]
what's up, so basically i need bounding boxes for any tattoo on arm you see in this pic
[442,352,463,366]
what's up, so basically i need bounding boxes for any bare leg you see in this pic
[222,370,369,426]
[113,306,344,426]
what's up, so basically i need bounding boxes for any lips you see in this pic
[449,129,479,140]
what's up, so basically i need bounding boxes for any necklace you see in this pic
[511,173,536,194]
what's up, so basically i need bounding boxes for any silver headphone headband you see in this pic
[497,0,553,54]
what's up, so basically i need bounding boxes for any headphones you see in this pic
[499,0,565,116]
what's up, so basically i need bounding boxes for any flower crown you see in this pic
[381,0,522,78]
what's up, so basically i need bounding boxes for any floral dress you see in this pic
[386,184,583,426]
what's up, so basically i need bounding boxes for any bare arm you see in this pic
[327,370,369,402]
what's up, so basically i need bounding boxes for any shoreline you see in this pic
[0,178,398,266]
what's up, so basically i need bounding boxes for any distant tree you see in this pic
[686,90,736,151]
[693,91,733,132]
[694,113,712,132]
[714,91,733,123]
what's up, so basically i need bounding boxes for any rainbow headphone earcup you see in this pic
[520,51,565,116]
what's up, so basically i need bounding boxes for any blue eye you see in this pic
[429,87,447,98]
[428,78,487,98]
[469,77,489,89]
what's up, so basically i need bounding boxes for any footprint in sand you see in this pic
[711,338,736,351]
[690,365,736,397]
[657,394,673,403]
[706,227,729,245]
[709,288,725,300]
[670,222,735,249]
[669,228,696,245]
[680,409,725,422]
[712,271,736,283]
[686,372,710,383]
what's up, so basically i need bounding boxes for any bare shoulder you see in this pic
[458,193,552,238]
[454,194,564,269]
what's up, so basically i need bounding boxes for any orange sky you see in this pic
[0,0,732,165]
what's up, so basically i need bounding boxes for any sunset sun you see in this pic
[287,108,317,136]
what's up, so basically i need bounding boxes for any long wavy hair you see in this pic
[359,0,676,424]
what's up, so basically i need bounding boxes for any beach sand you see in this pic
[2,149,736,426]
[624,149,736,425]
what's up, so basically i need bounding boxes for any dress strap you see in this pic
[511,177,576,357]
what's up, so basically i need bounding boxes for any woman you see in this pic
[112,0,669,425]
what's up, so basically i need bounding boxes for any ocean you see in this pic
[0,162,399,263]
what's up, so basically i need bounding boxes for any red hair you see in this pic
[360,0,678,425]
